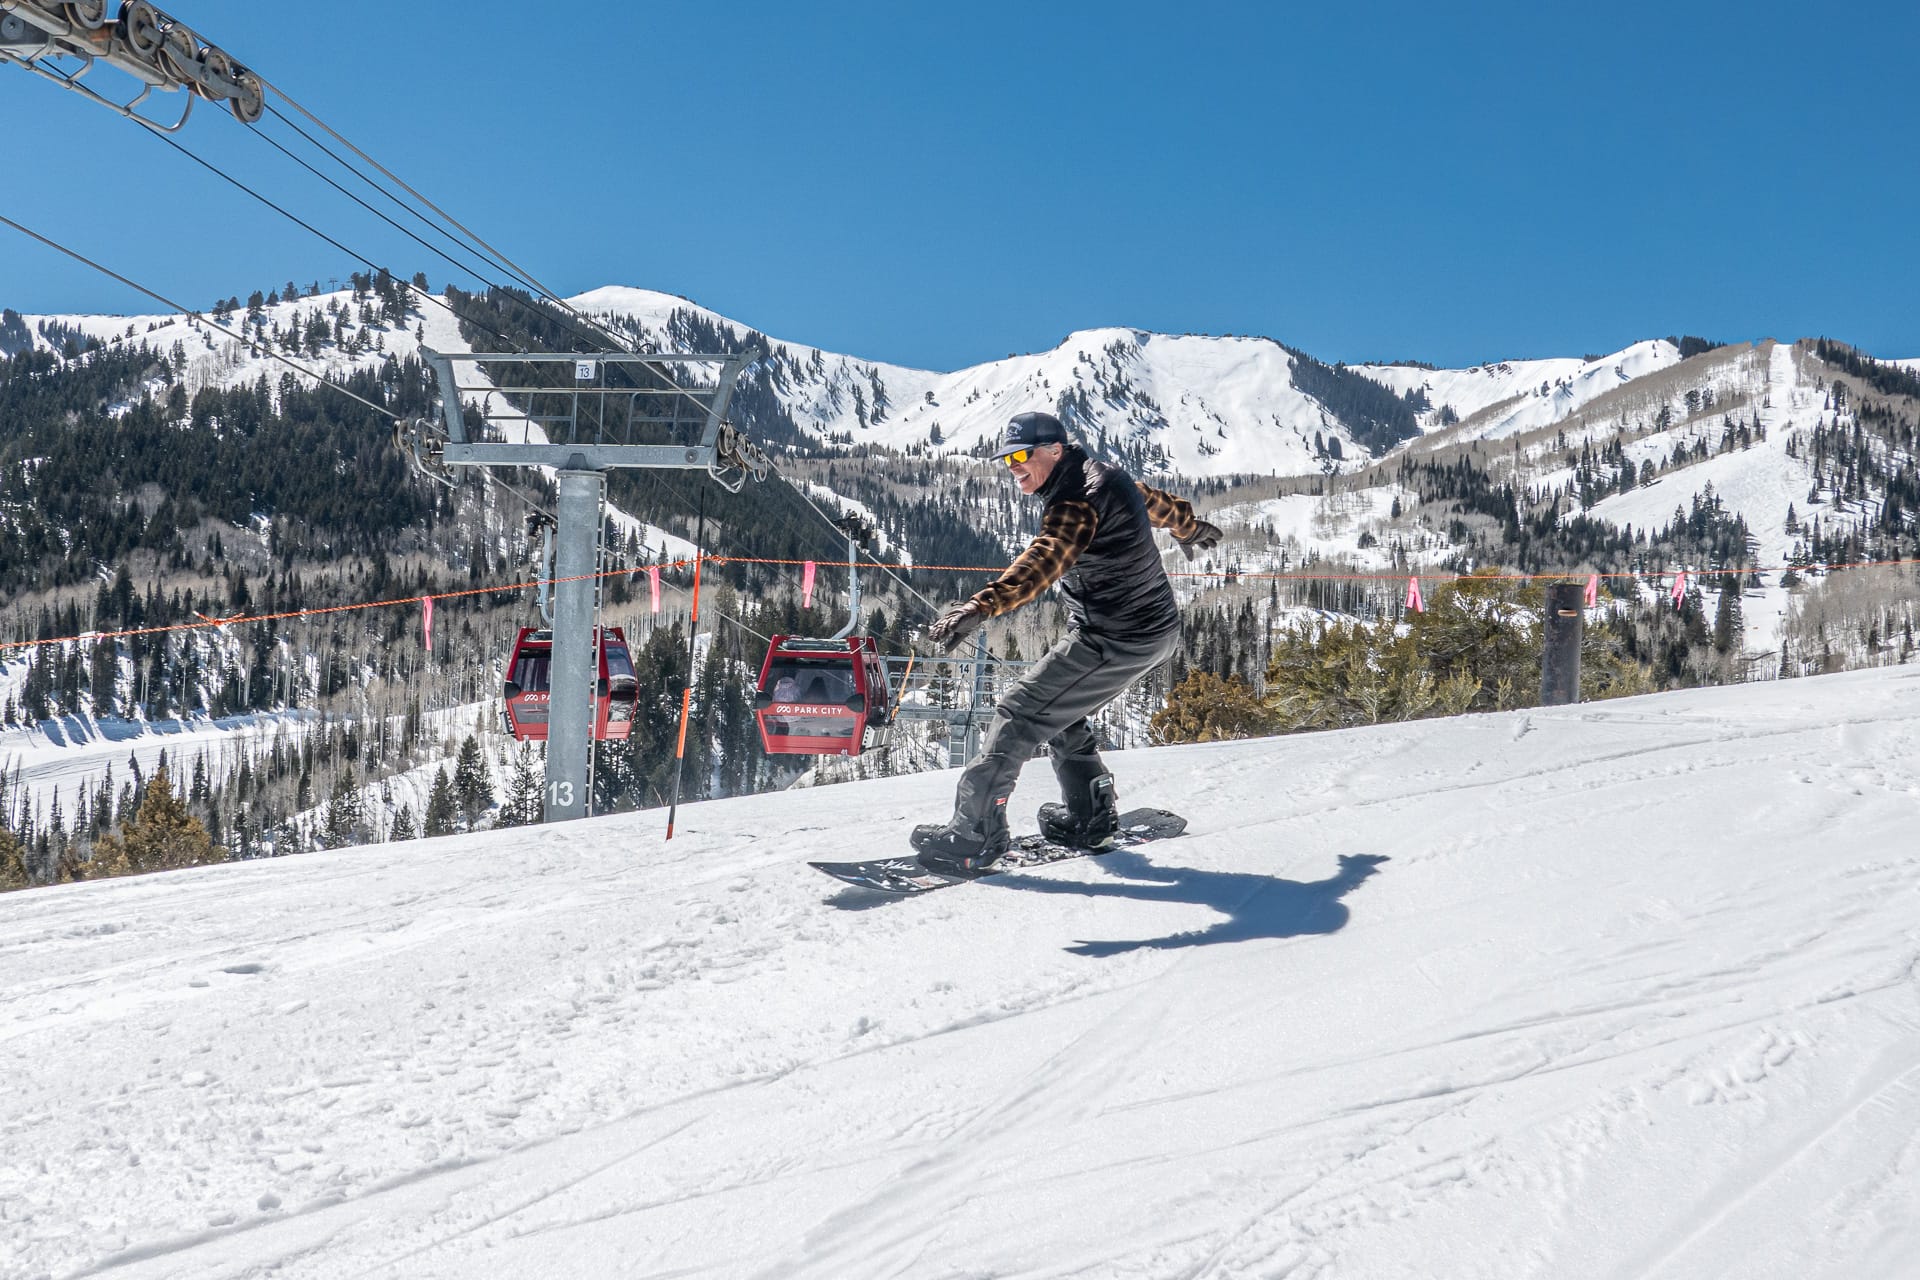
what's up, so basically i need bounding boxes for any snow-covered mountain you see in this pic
[579,285,1375,473]
[14,286,1917,671]
[5,663,1918,1278]
[1355,339,1688,442]
[569,285,1695,476]
[16,287,1910,487]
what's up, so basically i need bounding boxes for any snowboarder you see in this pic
[911,410,1222,874]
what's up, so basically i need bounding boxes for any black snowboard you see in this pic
[811,807,1187,896]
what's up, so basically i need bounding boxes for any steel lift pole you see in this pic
[544,467,605,821]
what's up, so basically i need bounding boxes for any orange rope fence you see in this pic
[704,554,1920,583]
[0,560,701,654]
[3,551,1917,656]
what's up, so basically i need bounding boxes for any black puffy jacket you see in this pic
[969,445,1185,640]
[1050,449,1181,638]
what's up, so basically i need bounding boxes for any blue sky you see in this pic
[3,1,1915,370]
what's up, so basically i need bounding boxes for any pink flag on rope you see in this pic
[1406,576,1425,612]
[1584,573,1599,607]
[422,596,434,652]
[802,560,817,608]
[1671,569,1688,605]
[647,566,661,615]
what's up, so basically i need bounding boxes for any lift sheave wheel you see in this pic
[156,19,200,83]
[119,0,163,57]
[62,1,108,30]
[228,66,263,122]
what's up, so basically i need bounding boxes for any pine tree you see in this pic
[390,804,418,842]
[46,789,65,871]
[88,767,221,878]
[451,735,493,830]
[0,826,27,891]
[1712,584,1744,655]
[90,640,118,717]
[423,767,457,837]
[493,744,543,828]
[320,771,365,848]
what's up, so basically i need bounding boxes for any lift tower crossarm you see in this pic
[421,348,761,471]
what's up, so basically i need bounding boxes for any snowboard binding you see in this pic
[1037,772,1119,850]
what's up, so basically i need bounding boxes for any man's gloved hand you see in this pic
[927,599,987,653]
[1177,520,1224,561]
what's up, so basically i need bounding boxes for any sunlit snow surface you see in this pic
[5,666,1920,1278]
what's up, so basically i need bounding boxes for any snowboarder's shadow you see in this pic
[993,850,1391,956]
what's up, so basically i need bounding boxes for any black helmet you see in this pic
[992,411,1069,460]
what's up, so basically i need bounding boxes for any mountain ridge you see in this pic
[24,288,1887,482]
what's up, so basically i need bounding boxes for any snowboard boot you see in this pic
[1037,772,1119,850]
[911,804,1011,876]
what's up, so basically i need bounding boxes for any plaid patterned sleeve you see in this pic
[1137,483,1204,540]
[969,499,1098,616]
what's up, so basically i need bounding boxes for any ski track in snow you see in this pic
[3,668,1920,1278]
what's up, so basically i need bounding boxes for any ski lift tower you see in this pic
[413,346,766,823]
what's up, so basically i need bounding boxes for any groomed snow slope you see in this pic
[5,667,1920,1279]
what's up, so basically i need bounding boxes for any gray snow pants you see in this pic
[950,625,1180,835]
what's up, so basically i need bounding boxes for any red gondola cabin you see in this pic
[754,635,892,757]
[501,626,639,742]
